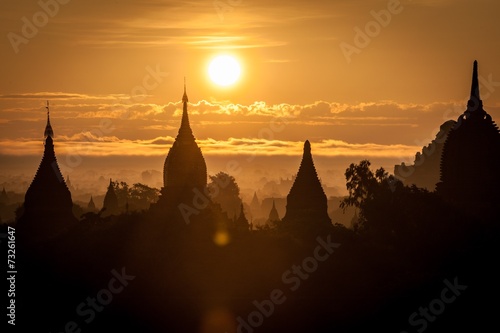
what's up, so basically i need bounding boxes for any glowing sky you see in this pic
[1,0,499,191]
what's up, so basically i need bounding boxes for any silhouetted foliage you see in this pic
[207,172,242,218]
[112,180,130,207]
[341,160,402,227]
[129,183,160,210]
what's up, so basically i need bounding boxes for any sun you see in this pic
[208,55,241,87]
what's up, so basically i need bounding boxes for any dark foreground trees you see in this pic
[11,160,500,333]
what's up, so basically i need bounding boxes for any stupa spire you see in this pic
[470,61,480,101]
[282,140,331,229]
[18,102,77,238]
[178,78,194,140]
[102,178,119,216]
[235,203,250,231]
[87,195,96,211]
[268,199,280,223]
[157,81,207,218]
[44,101,54,138]
[437,61,500,218]
[467,60,483,112]
[182,76,188,103]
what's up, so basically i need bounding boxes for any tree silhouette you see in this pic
[129,183,160,210]
[341,160,407,236]
[112,181,130,207]
[207,172,242,219]
[340,160,395,212]
[339,159,461,252]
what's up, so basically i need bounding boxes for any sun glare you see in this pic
[208,55,241,87]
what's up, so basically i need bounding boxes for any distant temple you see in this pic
[282,140,331,229]
[0,187,8,205]
[155,81,207,213]
[267,200,280,224]
[102,179,119,216]
[394,120,455,190]
[436,61,500,215]
[87,195,96,211]
[250,192,261,218]
[17,102,77,238]
[233,203,250,231]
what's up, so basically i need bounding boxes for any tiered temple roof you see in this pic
[18,102,77,238]
[156,81,207,214]
[437,61,500,214]
[282,140,331,228]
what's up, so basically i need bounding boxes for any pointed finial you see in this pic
[470,60,480,101]
[178,78,194,139]
[182,77,188,103]
[44,101,54,138]
[304,140,311,153]
[467,60,483,111]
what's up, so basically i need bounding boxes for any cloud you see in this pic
[3,91,499,160]
[0,134,420,160]
[0,92,128,101]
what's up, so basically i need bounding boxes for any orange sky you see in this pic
[1,0,500,193]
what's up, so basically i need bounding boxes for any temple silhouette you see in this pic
[0,187,8,205]
[14,63,500,236]
[102,178,119,216]
[151,81,208,222]
[282,140,331,230]
[436,61,500,217]
[17,102,77,239]
[233,203,250,231]
[87,195,96,211]
[267,199,280,225]
[250,192,260,216]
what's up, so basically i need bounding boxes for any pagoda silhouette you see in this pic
[102,179,119,216]
[436,61,500,217]
[233,203,250,231]
[282,140,331,230]
[250,192,261,218]
[17,102,77,239]
[267,199,280,225]
[153,81,208,219]
[0,187,8,205]
[87,195,96,212]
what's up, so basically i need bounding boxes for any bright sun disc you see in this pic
[208,55,241,86]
